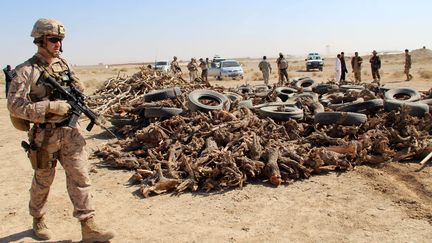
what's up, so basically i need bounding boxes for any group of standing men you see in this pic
[258,52,289,85]
[171,56,209,83]
[335,49,413,83]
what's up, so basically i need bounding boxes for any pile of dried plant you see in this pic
[91,67,432,197]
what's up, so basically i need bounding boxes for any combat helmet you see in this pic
[31,18,65,40]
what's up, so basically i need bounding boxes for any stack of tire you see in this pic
[143,87,184,118]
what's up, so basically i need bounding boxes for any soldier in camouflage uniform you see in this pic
[187,58,198,82]
[171,56,182,75]
[369,50,381,82]
[351,52,363,83]
[258,56,272,85]
[404,49,413,81]
[7,18,114,242]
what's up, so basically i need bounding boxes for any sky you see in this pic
[1,0,431,67]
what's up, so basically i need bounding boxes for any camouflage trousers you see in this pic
[278,68,288,84]
[262,70,270,85]
[189,70,198,82]
[28,125,95,221]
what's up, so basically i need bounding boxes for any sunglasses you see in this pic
[47,37,63,44]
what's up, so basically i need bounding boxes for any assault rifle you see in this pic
[37,72,117,138]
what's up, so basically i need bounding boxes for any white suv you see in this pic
[305,53,324,71]
[154,60,170,73]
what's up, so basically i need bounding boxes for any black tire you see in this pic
[188,89,231,112]
[383,100,429,117]
[253,84,270,93]
[319,92,345,107]
[275,87,297,101]
[144,87,182,102]
[237,85,254,94]
[238,99,254,109]
[384,88,421,102]
[417,98,432,105]
[144,107,183,118]
[110,118,134,127]
[224,92,243,102]
[292,92,319,102]
[314,112,367,126]
[259,105,304,121]
[337,99,384,113]
[295,79,317,91]
[329,98,364,110]
[339,85,365,91]
[313,84,339,95]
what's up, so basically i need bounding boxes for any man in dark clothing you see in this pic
[3,65,14,98]
[369,50,381,82]
[340,52,348,81]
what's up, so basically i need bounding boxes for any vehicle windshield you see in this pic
[156,61,168,65]
[222,61,240,67]
[308,56,321,60]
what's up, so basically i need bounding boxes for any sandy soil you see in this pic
[1,51,432,242]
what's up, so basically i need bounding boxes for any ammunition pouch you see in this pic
[22,141,58,170]
[10,115,30,131]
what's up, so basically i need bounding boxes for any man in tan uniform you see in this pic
[171,56,181,75]
[276,52,288,85]
[7,18,114,242]
[199,58,208,83]
[258,56,272,85]
[404,49,413,81]
[187,58,198,82]
[351,52,363,83]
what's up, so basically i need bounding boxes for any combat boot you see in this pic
[81,217,115,243]
[33,216,53,240]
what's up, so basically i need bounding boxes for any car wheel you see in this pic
[384,88,421,102]
[275,87,297,101]
[144,87,182,102]
[144,107,183,118]
[337,99,384,113]
[314,112,367,126]
[294,78,317,91]
[188,89,231,112]
[383,100,429,117]
[259,105,304,121]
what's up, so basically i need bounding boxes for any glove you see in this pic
[48,100,71,116]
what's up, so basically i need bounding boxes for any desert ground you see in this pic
[1,49,432,242]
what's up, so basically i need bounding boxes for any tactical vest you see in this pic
[10,55,72,131]
[29,55,73,102]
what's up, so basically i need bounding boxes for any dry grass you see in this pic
[252,71,261,81]
[418,70,432,79]
[391,71,405,78]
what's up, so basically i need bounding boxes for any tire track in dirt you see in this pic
[357,163,432,224]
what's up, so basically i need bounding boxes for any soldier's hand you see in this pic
[48,100,71,116]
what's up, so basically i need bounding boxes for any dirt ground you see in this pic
[1,51,432,242]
